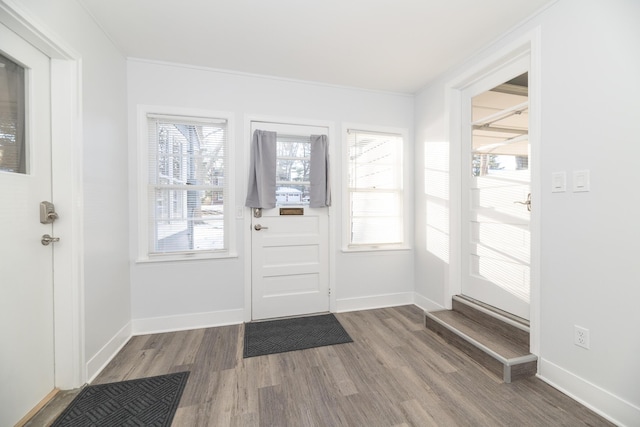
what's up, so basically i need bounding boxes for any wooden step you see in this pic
[425,295,537,383]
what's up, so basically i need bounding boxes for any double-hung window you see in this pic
[141,110,233,260]
[346,128,405,249]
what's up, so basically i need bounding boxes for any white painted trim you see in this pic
[51,58,85,390]
[0,0,80,60]
[135,105,236,263]
[413,292,446,312]
[132,309,244,335]
[538,358,639,427]
[85,321,132,383]
[0,0,86,389]
[527,27,542,358]
[336,292,414,313]
[341,122,412,252]
[445,28,541,354]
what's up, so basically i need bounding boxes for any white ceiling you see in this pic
[77,0,554,94]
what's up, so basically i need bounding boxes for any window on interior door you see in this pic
[276,135,310,206]
[0,53,26,174]
[346,128,406,249]
[143,112,231,259]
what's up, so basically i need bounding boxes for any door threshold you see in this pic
[249,311,331,323]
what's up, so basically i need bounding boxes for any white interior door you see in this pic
[461,56,531,320]
[0,22,56,426]
[250,122,330,320]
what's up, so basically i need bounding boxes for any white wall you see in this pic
[415,0,640,425]
[15,0,130,380]
[127,60,415,330]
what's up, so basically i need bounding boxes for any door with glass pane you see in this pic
[461,57,531,320]
[251,122,330,320]
[0,22,55,426]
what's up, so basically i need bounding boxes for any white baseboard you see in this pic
[85,321,132,382]
[132,308,244,335]
[413,292,446,312]
[336,292,414,313]
[538,358,640,427]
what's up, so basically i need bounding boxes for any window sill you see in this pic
[136,251,238,264]
[341,245,412,253]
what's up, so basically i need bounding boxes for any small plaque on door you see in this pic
[279,208,304,215]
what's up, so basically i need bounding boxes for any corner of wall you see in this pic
[413,292,446,312]
[85,320,132,383]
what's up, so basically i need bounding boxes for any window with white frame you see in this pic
[144,113,229,257]
[347,129,404,247]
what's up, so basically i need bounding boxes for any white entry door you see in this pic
[0,22,56,426]
[250,122,330,320]
[461,56,531,320]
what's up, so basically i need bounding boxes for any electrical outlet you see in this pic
[574,325,590,349]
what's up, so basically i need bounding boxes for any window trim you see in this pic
[342,123,411,252]
[136,105,236,262]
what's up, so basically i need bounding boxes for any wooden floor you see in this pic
[86,306,611,426]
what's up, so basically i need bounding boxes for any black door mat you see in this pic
[51,371,189,427]
[244,313,353,358]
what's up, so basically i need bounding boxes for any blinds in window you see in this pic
[347,130,403,245]
[147,115,228,254]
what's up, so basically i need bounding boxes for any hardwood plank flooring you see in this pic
[85,305,612,426]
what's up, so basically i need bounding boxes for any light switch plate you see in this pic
[573,170,590,192]
[551,172,566,192]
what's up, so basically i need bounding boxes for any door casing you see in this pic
[446,29,542,355]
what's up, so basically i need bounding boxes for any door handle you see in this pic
[514,193,532,211]
[254,224,269,231]
[41,234,60,246]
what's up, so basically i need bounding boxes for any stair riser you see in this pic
[453,299,529,348]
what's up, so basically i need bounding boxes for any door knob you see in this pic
[41,234,60,246]
[514,193,532,211]
[254,224,269,231]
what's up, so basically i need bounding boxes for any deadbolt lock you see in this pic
[40,201,59,224]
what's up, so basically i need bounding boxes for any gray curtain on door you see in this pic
[309,134,331,208]
[245,130,277,208]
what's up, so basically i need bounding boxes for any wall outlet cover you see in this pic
[574,325,590,349]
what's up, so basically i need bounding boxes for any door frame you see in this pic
[243,115,337,322]
[0,1,85,388]
[446,28,541,355]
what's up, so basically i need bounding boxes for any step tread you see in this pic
[428,309,531,360]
